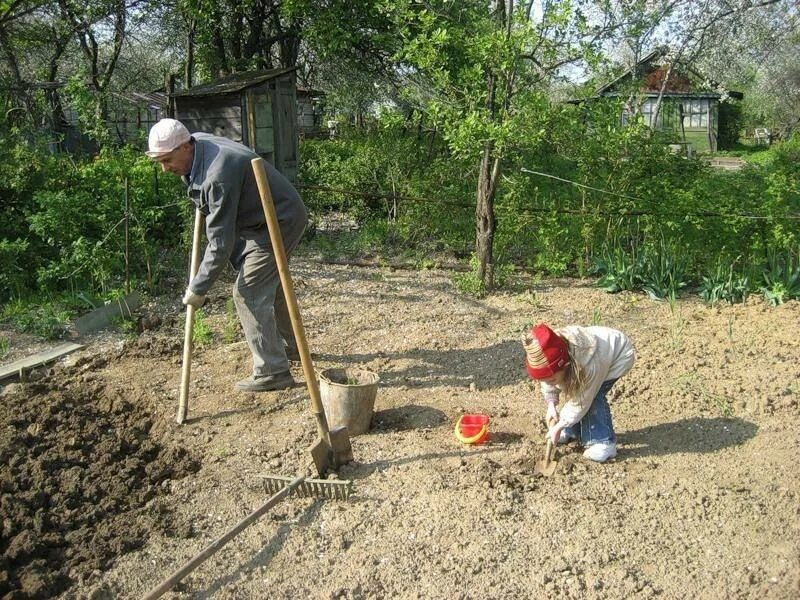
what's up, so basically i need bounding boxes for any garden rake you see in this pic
[261,473,352,499]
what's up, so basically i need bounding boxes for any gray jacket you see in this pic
[184,133,308,295]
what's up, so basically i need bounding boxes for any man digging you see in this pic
[146,118,308,392]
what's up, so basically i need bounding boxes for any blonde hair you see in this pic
[559,337,587,398]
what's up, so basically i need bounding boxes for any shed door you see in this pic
[276,77,298,181]
[246,90,275,160]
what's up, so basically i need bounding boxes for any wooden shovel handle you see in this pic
[544,416,558,460]
[176,209,204,424]
[543,438,554,461]
[250,158,331,441]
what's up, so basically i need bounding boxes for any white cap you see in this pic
[146,118,191,157]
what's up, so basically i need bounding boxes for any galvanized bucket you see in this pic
[318,368,380,436]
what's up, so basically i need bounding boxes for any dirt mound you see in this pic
[0,371,199,599]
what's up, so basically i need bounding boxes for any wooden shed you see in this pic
[171,68,299,180]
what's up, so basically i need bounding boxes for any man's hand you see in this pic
[182,287,206,309]
[545,401,559,424]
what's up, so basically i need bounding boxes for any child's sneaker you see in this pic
[583,442,617,462]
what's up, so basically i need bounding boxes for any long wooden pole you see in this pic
[141,475,305,600]
[124,177,130,295]
[177,209,204,424]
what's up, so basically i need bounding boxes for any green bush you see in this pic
[0,141,187,304]
[298,106,799,303]
[300,120,475,259]
[718,101,744,151]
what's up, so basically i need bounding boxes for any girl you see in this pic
[523,322,636,462]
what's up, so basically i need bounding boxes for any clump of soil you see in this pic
[0,371,199,599]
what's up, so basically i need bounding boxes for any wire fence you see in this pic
[297,167,800,221]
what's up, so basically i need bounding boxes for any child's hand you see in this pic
[545,402,559,424]
[547,423,563,445]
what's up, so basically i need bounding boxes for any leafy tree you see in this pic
[697,3,800,138]
[292,0,612,289]
[0,0,170,140]
[169,0,305,85]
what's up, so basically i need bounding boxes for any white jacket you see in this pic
[540,326,636,428]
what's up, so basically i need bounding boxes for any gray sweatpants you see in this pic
[232,224,305,377]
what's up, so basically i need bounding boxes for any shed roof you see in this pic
[123,90,168,108]
[172,67,297,98]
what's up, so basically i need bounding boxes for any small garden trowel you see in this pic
[534,417,558,477]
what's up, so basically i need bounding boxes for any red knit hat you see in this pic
[523,323,569,379]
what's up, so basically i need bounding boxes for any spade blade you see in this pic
[534,439,558,477]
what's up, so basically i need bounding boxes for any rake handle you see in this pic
[142,474,305,599]
[177,209,204,424]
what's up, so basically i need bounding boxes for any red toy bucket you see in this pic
[454,414,490,445]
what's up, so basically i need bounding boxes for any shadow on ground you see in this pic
[620,416,758,458]
[317,339,526,391]
[194,502,324,600]
[371,404,447,432]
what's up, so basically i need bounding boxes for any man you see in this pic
[146,118,308,392]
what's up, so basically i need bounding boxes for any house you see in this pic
[594,48,743,153]
[105,90,168,145]
[28,82,168,153]
[171,68,299,181]
[296,86,327,137]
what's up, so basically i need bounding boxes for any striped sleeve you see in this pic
[541,382,561,405]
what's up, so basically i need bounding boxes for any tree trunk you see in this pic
[475,142,499,289]
[185,19,196,88]
[0,26,33,119]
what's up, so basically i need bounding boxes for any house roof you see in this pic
[595,47,742,100]
[123,91,168,109]
[172,67,297,98]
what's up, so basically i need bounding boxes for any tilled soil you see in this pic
[1,258,799,600]
[0,354,199,599]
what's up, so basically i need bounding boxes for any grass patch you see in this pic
[222,298,238,344]
[1,299,74,340]
[192,310,214,345]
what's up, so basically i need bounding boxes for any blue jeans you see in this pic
[563,379,617,446]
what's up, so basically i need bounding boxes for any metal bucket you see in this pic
[318,368,379,436]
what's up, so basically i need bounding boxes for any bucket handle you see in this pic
[454,415,488,445]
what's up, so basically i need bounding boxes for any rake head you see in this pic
[262,474,353,500]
